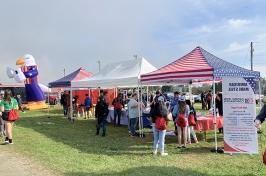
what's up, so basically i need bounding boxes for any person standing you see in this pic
[60,92,68,116]
[152,98,168,156]
[255,98,266,130]
[0,89,19,144]
[15,94,24,113]
[171,91,180,133]
[128,93,144,137]
[0,91,5,137]
[186,100,198,144]
[112,93,124,126]
[95,91,109,137]
[206,90,212,110]
[176,100,189,148]
[84,94,92,119]
[201,92,206,110]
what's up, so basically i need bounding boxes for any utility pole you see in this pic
[97,60,101,72]
[63,68,66,77]
[250,42,254,71]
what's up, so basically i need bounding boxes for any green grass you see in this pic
[7,104,266,176]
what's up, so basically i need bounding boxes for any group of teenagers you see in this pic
[150,90,198,156]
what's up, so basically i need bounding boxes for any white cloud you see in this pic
[227,18,251,29]
[225,42,249,52]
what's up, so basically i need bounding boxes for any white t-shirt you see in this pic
[128,98,139,119]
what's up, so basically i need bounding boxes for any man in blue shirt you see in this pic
[84,94,92,119]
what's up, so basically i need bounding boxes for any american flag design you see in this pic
[21,65,38,84]
[141,47,260,84]
[243,77,256,93]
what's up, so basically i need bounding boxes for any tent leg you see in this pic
[259,79,262,109]
[70,86,73,123]
[47,91,50,118]
[213,78,218,152]
[140,84,144,138]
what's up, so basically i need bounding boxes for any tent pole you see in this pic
[213,77,218,152]
[140,83,143,138]
[70,85,73,122]
[137,83,142,138]
[47,90,50,118]
[146,86,149,104]
[259,79,262,109]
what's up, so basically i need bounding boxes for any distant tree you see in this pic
[161,85,173,93]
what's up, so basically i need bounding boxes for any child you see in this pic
[186,100,198,144]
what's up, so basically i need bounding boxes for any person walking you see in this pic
[0,89,19,144]
[95,91,109,137]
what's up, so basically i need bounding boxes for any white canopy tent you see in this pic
[71,57,157,88]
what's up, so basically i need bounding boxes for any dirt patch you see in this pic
[0,146,59,176]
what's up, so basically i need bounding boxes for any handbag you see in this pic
[188,114,196,126]
[155,117,167,130]
[176,114,187,127]
[8,109,19,121]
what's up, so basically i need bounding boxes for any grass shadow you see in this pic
[64,166,258,176]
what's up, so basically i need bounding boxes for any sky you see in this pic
[0,0,266,85]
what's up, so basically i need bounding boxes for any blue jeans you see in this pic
[97,118,107,135]
[152,124,166,153]
[114,109,122,126]
[63,105,68,116]
[129,118,137,135]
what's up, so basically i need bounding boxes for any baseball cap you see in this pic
[158,96,164,102]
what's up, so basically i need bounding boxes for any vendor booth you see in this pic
[72,57,157,131]
[141,46,260,152]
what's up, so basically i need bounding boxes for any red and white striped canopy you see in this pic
[141,47,214,84]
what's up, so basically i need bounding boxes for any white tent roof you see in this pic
[71,57,157,88]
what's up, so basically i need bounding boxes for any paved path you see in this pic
[0,146,57,176]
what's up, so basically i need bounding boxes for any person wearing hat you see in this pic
[255,97,266,130]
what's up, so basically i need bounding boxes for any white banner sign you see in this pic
[222,77,258,154]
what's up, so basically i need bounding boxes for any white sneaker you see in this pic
[161,152,168,156]
[152,150,157,155]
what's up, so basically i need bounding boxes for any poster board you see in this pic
[222,77,258,154]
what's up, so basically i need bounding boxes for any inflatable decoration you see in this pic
[6,54,48,110]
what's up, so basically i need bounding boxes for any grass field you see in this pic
[4,104,266,176]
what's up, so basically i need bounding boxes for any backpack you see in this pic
[176,114,187,127]
[188,113,196,126]
[155,117,167,130]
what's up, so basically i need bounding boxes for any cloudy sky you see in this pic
[0,0,266,85]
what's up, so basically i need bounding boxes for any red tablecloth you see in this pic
[194,116,223,131]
